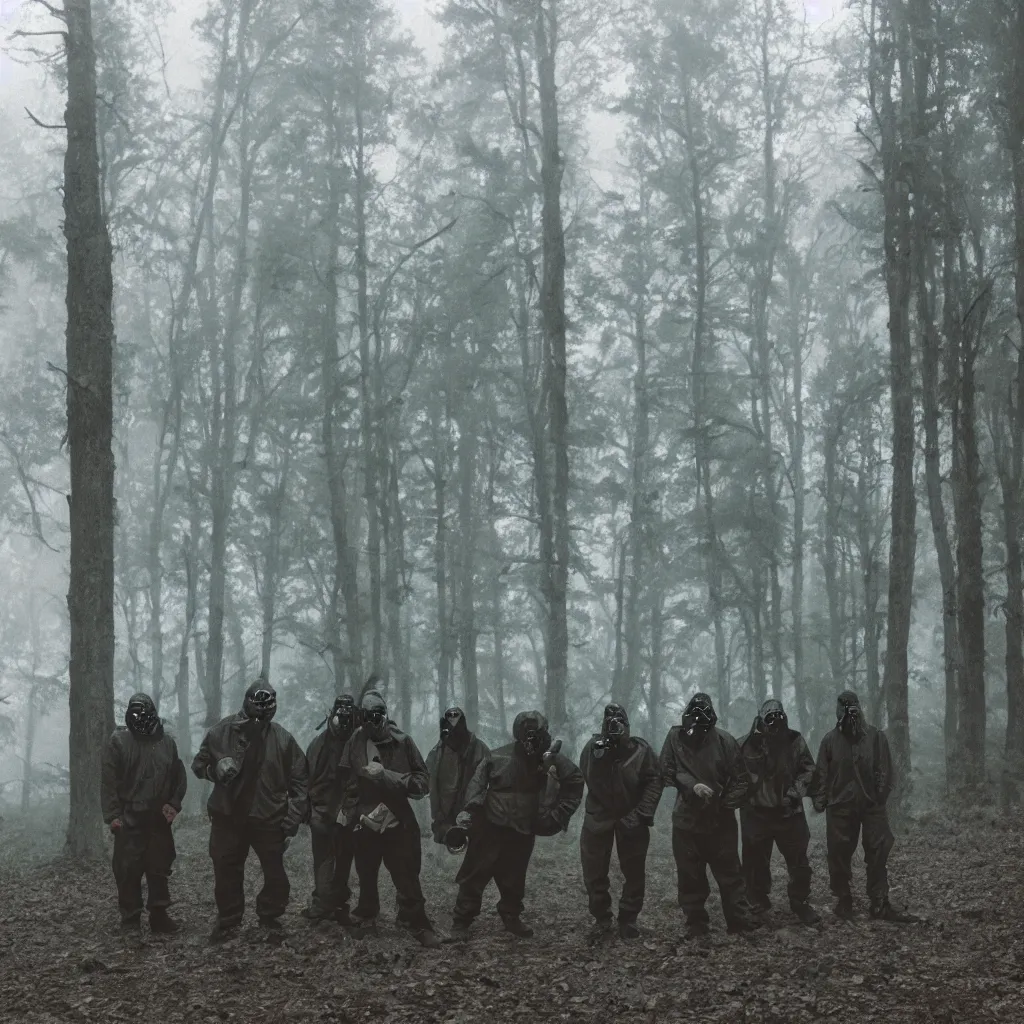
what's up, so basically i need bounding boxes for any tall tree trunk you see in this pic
[433,445,451,716]
[385,450,408,726]
[21,596,42,814]
[486,429,508,737]
[788,268,808,731]
[648,581,664,744]
[535,0,570,735]
[612,534,626,700]
[457,400,479,723]
[63,0,116,861]
[176,532,197,809]
[877,0,916,816]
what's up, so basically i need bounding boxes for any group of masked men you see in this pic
[100,680,916,946]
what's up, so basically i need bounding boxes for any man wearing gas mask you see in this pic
[579,703,663,940]
[192,679,308,941]
[738,698,819,925]
[426,706,490,854]
[338,685,440,947]
[101,693,187,934]
[660,692,759,938]
[303,694,359,924]
[810,690,916,922]
[448,710,584,940]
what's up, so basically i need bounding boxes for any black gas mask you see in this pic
[682,693,716,743]
[244,681,277,722]
[760,699,787,739]
[593,703,629,759]
[361,691,390,741]
[440,706,468,747]
[517,717,551,758]
[327,695,357,739]
[125,694,159,737]
[836,691,863,738]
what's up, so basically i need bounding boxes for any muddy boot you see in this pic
[334,906,353,927]
[501,915,534,938]
[617,919,641,940]
[871,900,919,924]
[684,919,710,940]
[209,921,239,945]
[834,895,855,921]
[148,908,181,935]
[414,927,442,948]
[791,901,821,926]
[119,914,142,935]
[588,916,614,944]
[445,922,472,943]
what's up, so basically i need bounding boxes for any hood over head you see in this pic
[513,710,551,758]
[759,698,787,738]
[243,679,277,722]
[440,706,470,748]
[126,693,161,737]
[361,688,390,740]
[601,702,631,745]
[327,694,358,739]
[836,690,863,738]
[681,692,717,743]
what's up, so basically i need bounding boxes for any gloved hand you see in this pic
[216,757,240,784]
[362,761,384,779]
[109,818,123,833]
[620,811,641,830]
[693,783,714,802]
[782,787,801,809]
[455,811,473,830]
[812,797,826,814]
[162,804,178,824]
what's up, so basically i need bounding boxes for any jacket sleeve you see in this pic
[536,754,585,834]
[660,730,697,801]
[191,728,217,782]
[168,740,187,811]
[809,734,831,805]
[874,729,894,804]
[283,735,309,831]
[426,743,441,824]
[376,737,430,798]
[721,736,752,810]
[306,735,330,821]
[100,733,121,824]
[792,735,815,799]
[634,742,664,823]
[462,755,492,813]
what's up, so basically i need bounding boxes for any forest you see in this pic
[0,0,1023,1020]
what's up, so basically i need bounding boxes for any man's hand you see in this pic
[783,787,801,809]
[216,757,240,784]
[362,761,384,779]
[620,811,641,830]
[693,783,714,802]
[109,818,123,833]
[455,810,473,830]
[162,804,178,824]
[812,798,826,814]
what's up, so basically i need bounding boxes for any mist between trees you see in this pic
[0,0,1021,856]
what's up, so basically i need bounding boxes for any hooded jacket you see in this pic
[579,710,662,833]
[463,711,584,836]
[660,695,750,833]
[306,724,356,827]
[809,693,893,810]
[738,700,814,816]
[192,712,308,831]
[426,727,490,843]
[339,722,429,830]
[101,696,187,828]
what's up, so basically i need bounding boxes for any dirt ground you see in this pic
[0,804,1021,1024]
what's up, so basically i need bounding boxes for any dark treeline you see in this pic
[0,0,1023,854]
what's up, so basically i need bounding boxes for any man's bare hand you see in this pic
[693,783,714,801]
[162,804,178,824]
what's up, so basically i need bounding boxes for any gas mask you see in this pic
[682,693,717,743]
[361,692,390,741]
[593,703,629,759]
[327,695,357,739]
[760,699,787,740]
[243,681,277,722]
[125,694,159,737]
[440,706,468,747]
[836,691,863,739]
[514,713,551,759]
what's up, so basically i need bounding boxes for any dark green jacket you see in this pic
[101,726,187,827]
[738,726,814,816]
[810,725,892,810]
[426,734,490,842]
[192,714,308,831]
[579,736,662,833]
[660,725,750,833]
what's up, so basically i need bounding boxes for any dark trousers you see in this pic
[740,807,812,907]
[112,822,175,923]
[580,822,650,923]
[825,804,894,904]
[309,822,355,917]
[209,817,289,927]
[352,823,431,930]
[671,816,752,928]
[453,821,536,925]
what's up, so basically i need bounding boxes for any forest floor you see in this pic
[0,804,1021,1024]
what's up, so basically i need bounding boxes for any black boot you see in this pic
[617,919,641,940]
[834,895,854,920]
[791,901,821,926]
[501,915,534,938]
[149,908,181,934]
[871,900,919,924]
[119,915,142,935]
[445,921,472,943]
[588,916,614,943]
[684,919,710,940]
[209,921,239,944]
